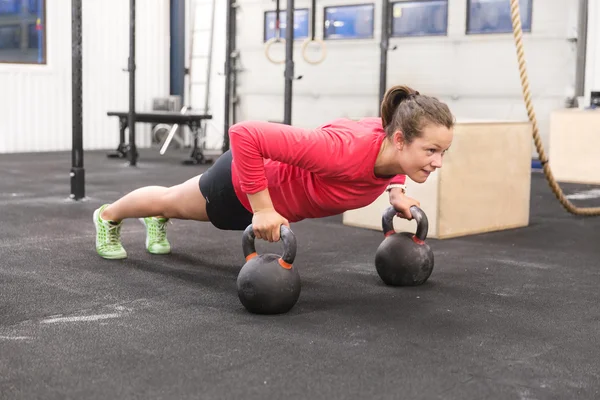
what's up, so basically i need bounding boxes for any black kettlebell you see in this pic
[374,206,434,286]
[237,224,301,315]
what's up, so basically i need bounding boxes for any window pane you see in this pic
[264,8,310,42]
[467,0,532,34]
[324,4,374,40]
[0,0,46,64]
[27,22,38,48]
[0,24,20,49]
[27,0,38,13]
[0,0,21,15]
[391,0,448,37]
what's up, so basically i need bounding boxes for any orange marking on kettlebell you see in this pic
[278,258,292,269]
[384,230,395,237]
[411,235,424,245]
[245,252,258,261]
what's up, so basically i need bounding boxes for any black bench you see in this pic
[106,111,213,165]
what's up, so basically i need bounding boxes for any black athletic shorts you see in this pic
[199,150,253,231]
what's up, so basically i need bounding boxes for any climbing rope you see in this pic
[509,0,600,216]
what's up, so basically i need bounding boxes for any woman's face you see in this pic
[395,124,453,183]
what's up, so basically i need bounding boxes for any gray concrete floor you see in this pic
[1,149,599,400]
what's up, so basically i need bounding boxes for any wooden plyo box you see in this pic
[342,120,533,239]
[549,109,600,185]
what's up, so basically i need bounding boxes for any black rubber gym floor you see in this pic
[1,149,599,399]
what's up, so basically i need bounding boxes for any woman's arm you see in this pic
[228,120,349,195]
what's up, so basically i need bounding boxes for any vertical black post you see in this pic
[231,4,238,126]
[378,0,390,113]
[128,0,137,166]
[223,0,234,152]
[283,0,294,125]
[70,0,85,200]
[170,0,186,98]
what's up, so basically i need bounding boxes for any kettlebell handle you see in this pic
[382,205,429,241]
[242,224,297,266]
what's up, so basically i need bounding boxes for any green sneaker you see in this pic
[93,205,127,260]
[140,217,171,255]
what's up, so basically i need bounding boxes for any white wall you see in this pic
[1,0,595,156]
[0,0,170,154]
[410,0,579,156]
[234,0,580,157]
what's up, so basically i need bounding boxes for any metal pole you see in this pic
[128,0,137,166]
[283,0,294,125]
[378,0,390,114]
[223,0,234,152]
[574,0,588,98]
[70,0,85,200]
[170,0,186,99]
[231,4,238,126]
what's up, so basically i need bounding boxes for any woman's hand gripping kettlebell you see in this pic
[252,207,290,242]
[388,188,421,221]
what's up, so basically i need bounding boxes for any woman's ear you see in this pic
[394,130,405,150]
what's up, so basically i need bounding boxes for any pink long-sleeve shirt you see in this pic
[228,117,406,223]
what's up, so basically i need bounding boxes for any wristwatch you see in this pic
[386,184,406,194]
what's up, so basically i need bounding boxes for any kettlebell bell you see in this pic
[374,206,434,286]
[237,224,301,315]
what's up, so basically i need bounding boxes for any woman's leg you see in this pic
[101,174,210,222]
[94,174,209,259]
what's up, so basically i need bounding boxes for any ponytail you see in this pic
[379,84,453,144]
[380,85,420,129]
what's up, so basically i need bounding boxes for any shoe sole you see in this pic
[139,218,171,255]
[93,208,127,260]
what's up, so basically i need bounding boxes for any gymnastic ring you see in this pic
[301,38,327,65]
[264,37,286,65]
